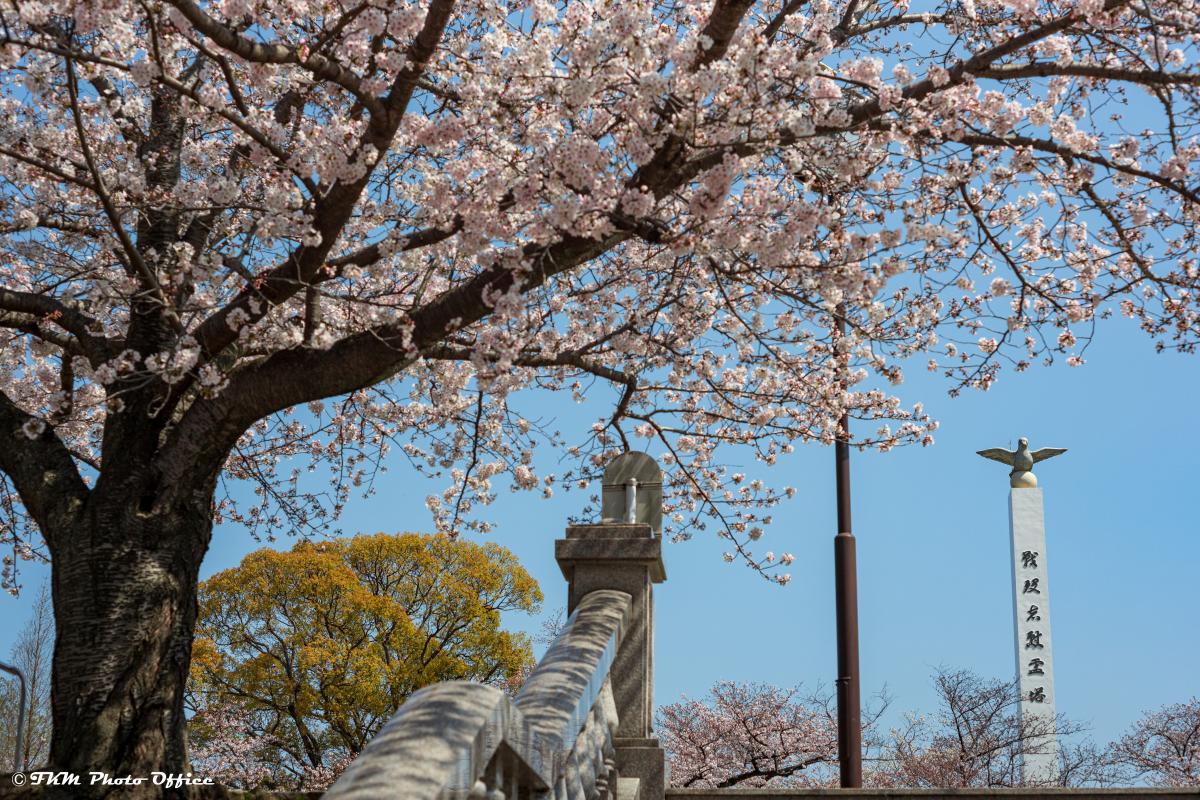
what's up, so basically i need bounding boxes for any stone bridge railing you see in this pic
[324,453,670,800]
[324,587,633,800]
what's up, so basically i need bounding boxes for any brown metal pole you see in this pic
[834,313,863,788]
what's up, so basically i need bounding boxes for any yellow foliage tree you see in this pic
[188,532,542,786]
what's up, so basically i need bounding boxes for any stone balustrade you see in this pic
[324,588,633,800]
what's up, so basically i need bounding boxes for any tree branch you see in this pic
[64,53,167,307]
[187,0,457,369]
[696,0,756,68]
[955,132,1200,205]
[164,0,383,115]
[0,311,81,354]
[974,62,1200,86]
[154,229,623,492]
[839,0,1135,129]
[0,388,89,548]
[0,288,115,363]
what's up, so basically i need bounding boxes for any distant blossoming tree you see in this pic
[188,703,355,792]
[658,680,888,787]
[1108,698,1200,787]
[1,0,1198,785]
[660,670,1121,790]
[873,669,1111,788]
[186,704,276,791]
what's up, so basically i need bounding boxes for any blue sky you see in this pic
[2,314,1196,749]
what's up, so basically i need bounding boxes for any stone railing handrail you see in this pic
[324,588,632,800]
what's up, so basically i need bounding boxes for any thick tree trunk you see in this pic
[46,479,214,799]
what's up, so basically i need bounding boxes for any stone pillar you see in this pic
[556,521,667,799]
[979,438,1067,785]
[1010,487,1059,784]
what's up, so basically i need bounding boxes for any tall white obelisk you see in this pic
[978,437,1066,785]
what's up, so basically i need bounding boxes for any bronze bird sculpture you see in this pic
[977,437,1067,488]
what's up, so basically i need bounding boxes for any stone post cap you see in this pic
[556,523,666,583]
[600,452,663,537]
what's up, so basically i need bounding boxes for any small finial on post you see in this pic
[601,452,663,536]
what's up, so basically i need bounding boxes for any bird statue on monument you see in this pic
[977,437,1067,488]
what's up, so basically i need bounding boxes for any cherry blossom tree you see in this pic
[874,668,1112,788]
[658,680,888,787]
[187,701,354,792]
[1,0,1198,784]
[1109,698,1200,786]
[660,671,1119,789]
[186,704,276,791]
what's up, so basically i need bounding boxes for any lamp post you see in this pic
[0,660,26,773]
[833,310,862,787]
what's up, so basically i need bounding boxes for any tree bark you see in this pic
[46,473,215,799]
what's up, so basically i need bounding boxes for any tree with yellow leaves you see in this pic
[187,532,541,789]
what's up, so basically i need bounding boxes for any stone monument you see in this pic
[978,437,1067,784]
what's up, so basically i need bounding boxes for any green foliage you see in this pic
[188,532,541,784]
